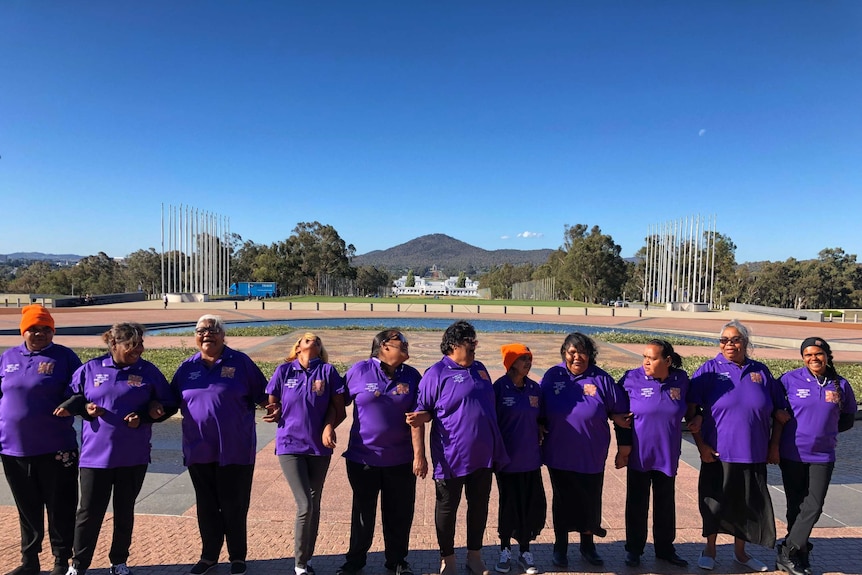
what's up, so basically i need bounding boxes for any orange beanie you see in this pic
[20,304,55,336]
[501,343,532,371]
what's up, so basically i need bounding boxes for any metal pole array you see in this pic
[643,215,717,307]
[160,205,231,297]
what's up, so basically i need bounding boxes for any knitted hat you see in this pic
[20,304,55,336]
[800,337,830,355]
[501,343,532,371]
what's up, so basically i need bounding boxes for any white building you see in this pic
[392,275,480,297]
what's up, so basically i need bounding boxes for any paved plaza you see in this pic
[1,302,861,575]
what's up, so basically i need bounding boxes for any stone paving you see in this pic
[1,302,861,575]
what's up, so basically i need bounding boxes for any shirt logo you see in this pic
[529,395,539,408]
[365,382,378,393]
[312,379,325,396]
[188,371,202,380]
[750,372,763,384]
[286,378,299,389]
[220,366,235,378]
[453,374,465,384]
[669,387,681,401]
[395,383,410,395]
[94,374,109,387]
[641,388,655,398]
[478,370,490,381]
[796,389,811,399]
[553,380,566,395]
[127,375,144,388]
[37,362,55,375]
[583,383,597,397]
[502,396,516,407]
[825,390,840,404]
[4,364,20,373]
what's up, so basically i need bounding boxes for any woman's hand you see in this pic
[124,412,141,429]
[774,409,792,425]
[53,407,71,417]
[262,402,280,423]
[413,455,428,479]
[698,442,719,463]
[767,443,781,465]
[86,403,105,418]
[687,414,703,434]
[615,445,632,469]
[148,400,165,420]
[405,411,431,428]
[611,412,633,429]
[322,423,337,449]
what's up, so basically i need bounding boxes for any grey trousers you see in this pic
[279,454,331,569]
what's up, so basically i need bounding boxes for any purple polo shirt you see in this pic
[0,343,82,457]
[171,346,268,466]
[493,374,542,473]
[266,358,345,456]
[70,354,175,469]
[540,363,626,474]
[416,356,509,480]
[779,367,858,463]
[618,366,690,476]
[343,358,421,467]
[689,354,785,464]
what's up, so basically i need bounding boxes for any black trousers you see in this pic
[71,465,148,572]
[779,459,834,550]
[344,459,416,570]
[1,452,79,564]
[434,467,493,556]
[625,468,677,556]
[188,462,255,563]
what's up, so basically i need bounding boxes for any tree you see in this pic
[456,272,466,288]
[354,265,392,296]
[478,263,536,299]
[8,261,56,293]
[406,270,416,288]
[66,252,125,295]
[544,224,627,302]
[124,248,162,297]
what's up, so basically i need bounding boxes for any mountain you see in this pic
[1,252,84,263]
[352,234,554,276]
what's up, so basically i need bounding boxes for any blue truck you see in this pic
[229,282,277,298]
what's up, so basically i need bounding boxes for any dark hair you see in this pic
[646,338,683,369]
[370,329,403,358]
[441,320,476,356]
[560,332,597,365]
[102,322,145,348]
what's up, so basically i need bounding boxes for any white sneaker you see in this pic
[518,551,538,575]
[110,564,132,575]
[496,549,512,573]
[65,568,79,575]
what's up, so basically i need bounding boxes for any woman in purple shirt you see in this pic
[58,322,176,575]
[407,320,508,575]
[773,337,857,575]
[265,332,345,575]
[492,344,545,575]
[0,305,82,575]
[171,315,268,575]
[540,332,627,569]
[689,320,788,573]
[615,339,691,568]
[336,330,427,575]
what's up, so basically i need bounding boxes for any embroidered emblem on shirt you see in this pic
[641,388,655,398]
[825,390,840,404]
[188,371,202,380]
[796,389,811,399]
[365,382,378,393]
[529,395,539,408]
[395,383,410,395]
[94,373,109,386]
[669,387,681,401]
[583,383,597,397]
[750,373,763,384]
[553,381,566,395]
[453,374,465,384]
[220,366,236,378]
[478,370,490,381]
[127,375,144,388]
[313,379,325,396]
[286,378,299,389]
[4,364,20,373]
[37,362,55,375]
[502,396,516,407]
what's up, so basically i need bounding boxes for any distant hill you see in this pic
[1,252,83,263]
[352,234,554,276]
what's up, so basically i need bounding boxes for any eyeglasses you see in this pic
[719,336,744,345]
[195,327,222,335]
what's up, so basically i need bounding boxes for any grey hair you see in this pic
[102,322,145,347]
[720,319,752,351]
[196,314,226,333]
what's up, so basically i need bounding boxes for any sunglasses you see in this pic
[719,336,744,345]
[195,327,222,335]
[384,333,409,350]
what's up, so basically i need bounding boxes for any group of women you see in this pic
[0,309,856,575]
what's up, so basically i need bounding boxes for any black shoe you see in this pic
[395,562,413,575]
[51,561,70,575]
[657,552,689,567]
[625,552,640,567]
[551,551,569,568]
[776,542,806,575]
[189,561,217,575]
[6,566,39,575]
[580,547,604,566]
[337,563,362,575]
[230,561,246,575]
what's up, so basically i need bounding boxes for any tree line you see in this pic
[2,221,861,310]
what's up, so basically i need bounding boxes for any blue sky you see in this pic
[2,1,860,264]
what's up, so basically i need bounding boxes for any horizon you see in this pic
[2,2,860,262]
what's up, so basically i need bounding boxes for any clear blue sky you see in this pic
[2,1,860,264]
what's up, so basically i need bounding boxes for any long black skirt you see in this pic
[547,467,605,536]
[699,460,776,548]
[496,468,547,543]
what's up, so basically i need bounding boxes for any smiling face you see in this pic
[508,354,532,380]
[802,345,828,376]
[642,344,671,380]
[195,320,225,358]
[564,345,590,376]
[719,326,747,365]
[23,325,54,352]
[449,336,477,367]
[112,339,144,368]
